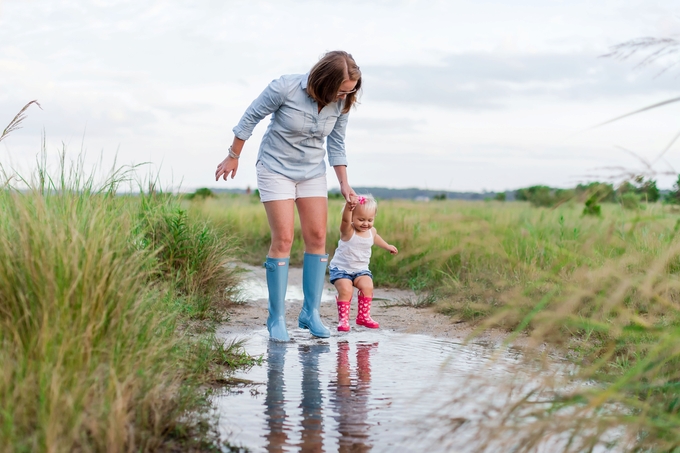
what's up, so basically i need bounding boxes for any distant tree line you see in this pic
[195,175,680,207]
[514,175,680,212]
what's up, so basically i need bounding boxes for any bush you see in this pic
[620,192,641,210]
[139,203,240,318]
[582,194,602,216]
[617,176,659,203]
[185,187,214,200]
[665,174,680,204]
[575,182,615,202]
[637,177,660,202]
[515,185,574,207]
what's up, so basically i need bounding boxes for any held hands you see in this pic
[346,196,358,211]
[215,155,238,181]
[341,184,357,210]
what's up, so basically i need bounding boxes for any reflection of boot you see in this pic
[299,343,330,452]
[265,342,288,451]
[298,253,331,338]
[334,342,353,452]
[356,343,377,382]
[335,342,374,453]
[264,257,290,342]
[336,297,351,332]
[337,342,351,386]
[356,291,379,329]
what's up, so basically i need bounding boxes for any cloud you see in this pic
[3,0,680,193]
[363,52,680,110]
[349,117,426,134]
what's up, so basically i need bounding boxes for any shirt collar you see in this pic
[300,73,309,90]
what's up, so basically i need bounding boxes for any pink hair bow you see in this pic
[357,196,366,205]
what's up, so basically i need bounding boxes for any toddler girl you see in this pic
[329,194,398,331]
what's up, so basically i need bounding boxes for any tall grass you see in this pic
[0,153,249,452]
[197,194,680,450]
[138,196,241,321]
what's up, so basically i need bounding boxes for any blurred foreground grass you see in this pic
[195,194,680,451]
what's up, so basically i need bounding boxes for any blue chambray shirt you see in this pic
[232,73,349,181]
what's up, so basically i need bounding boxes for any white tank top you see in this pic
[330,230,374,273]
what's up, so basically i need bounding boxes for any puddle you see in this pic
[217,265,623,452]
[214,328,545,452]
[237,279,337,303]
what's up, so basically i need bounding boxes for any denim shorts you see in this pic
[329,267,373,284]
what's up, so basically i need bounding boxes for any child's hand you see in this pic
[388,245,398,255]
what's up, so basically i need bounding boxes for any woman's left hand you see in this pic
[341,183,357,210]
[333,165,357,209]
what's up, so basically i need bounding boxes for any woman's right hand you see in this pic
[215,156,238,181]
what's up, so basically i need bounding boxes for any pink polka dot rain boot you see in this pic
[336,297,351,332]
[356,291,379,329]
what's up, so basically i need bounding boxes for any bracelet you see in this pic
[228,145,240,160]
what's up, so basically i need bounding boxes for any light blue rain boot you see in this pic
[264,256,290,342]
[298,253,331,338]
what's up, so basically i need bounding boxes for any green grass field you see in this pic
[6,167,680,451]
[194,193,680,451]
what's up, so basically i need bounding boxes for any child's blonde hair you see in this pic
[355,194,377,212]
[339,194,378,216]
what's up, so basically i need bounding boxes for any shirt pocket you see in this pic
[275,105,307,134]
[321,115,339,137]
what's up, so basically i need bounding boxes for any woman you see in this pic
[215,50,360,341]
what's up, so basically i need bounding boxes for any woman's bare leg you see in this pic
[295,197,327,254]
[263,199,296,258]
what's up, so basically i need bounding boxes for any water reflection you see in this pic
[331,342,376,452]
[220,330,550,452]
[263,341,377,452]
[265,342,288,452]
[299,343,330,452]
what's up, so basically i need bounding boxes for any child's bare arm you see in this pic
[373,229,398,255]
[339,200,355,240]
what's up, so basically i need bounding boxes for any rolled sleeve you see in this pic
[232,77,286,140]
[326,112,349,167]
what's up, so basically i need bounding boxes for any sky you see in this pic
[1,0,680,192]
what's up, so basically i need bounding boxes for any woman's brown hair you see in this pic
[306,50,361,114]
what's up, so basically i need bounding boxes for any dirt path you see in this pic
[219,263,505,344]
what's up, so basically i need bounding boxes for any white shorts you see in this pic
[256,161,328,202]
